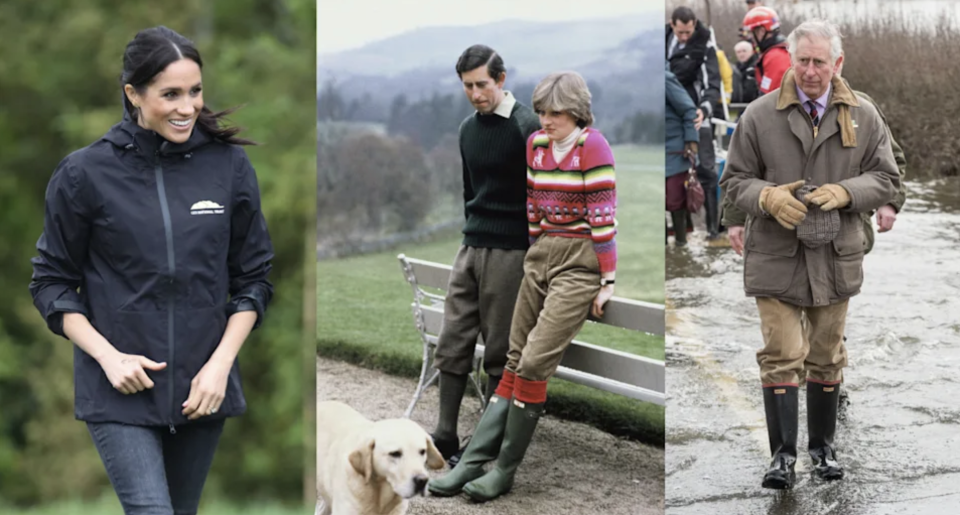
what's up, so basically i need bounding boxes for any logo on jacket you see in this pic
[190,200,225,215]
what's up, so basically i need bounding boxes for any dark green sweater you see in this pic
[459,101,541,249]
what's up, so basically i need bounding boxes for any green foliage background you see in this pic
[0,0,315,506]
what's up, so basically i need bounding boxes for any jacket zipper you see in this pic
[153,150,178,435]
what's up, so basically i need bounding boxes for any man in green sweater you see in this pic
[430,45,541,465]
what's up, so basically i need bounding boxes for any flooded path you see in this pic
[665,179,960,514]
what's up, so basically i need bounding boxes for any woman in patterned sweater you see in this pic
[429,71,616,502]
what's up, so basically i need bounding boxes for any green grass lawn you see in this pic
[0,497,308,515]
[317,145,665,444]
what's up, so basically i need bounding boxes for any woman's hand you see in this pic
[592,285,616,318]
[182,357,232,420]
[180,310,255,419]
[98,351,167,395]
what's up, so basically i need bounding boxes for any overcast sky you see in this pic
[317,0,662,54]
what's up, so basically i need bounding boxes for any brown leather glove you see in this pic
[683,141,698,160]
[804,183,851,211]
[759,180,808,230]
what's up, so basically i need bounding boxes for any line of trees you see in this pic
[316,72,664,252]
[318,79,663,150]
[317,124,461,252]
[684,0,960,179]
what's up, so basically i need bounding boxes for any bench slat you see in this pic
[553,368,664,405]
[406,256,664,335]
[588,297,664,334]
[559,340,664,395]
[403,257,453,291]
[416,303,664,401]
[401,255,667,408]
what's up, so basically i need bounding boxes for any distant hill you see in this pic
[319,15,655,79]
[317,16,664,118]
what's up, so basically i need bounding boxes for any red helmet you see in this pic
[742,6,780,32]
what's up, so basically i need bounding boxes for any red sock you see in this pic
[514,376,548,404]
[494,370,516,399]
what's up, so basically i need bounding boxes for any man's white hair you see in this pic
[787,20,843,63]
[734,40,753,53]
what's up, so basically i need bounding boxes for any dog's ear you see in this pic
[349,438,375,482]
[425,435,446,470]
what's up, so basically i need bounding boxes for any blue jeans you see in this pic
[86,420,225,515]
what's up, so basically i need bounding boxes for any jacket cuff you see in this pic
[721,207,747,227]
[737,180,777,219]
[700,102,713,119]
[226,287,270,329]
[48,299,88,338]
[835,181,862,213]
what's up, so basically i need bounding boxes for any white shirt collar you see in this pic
[492,91,516,119]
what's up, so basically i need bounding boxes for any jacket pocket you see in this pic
[832,228,866,296]
[177,305,236,412]
[744,228,801,295]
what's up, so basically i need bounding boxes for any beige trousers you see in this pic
[506,236,601,382]
[756,297,849,385]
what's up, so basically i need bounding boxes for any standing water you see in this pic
[666,179,960,514]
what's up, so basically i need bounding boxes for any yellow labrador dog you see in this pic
[316,401,445,515]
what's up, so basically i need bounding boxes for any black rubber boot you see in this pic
[427,395,510,496]
[762,385,798,489]
[808,382,844,480]
[430,433,460,463]
[703,188,720,240]
[670,210,688,247]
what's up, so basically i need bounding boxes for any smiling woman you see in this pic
[28,25,274,515]
[120,27,255,146]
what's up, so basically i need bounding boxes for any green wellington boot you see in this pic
[462,398,543,502]
[427,395,511,496]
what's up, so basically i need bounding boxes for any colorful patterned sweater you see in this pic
[526,127,617,273]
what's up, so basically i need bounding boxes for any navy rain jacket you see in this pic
[30,115,273,430]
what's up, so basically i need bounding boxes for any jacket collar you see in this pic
[776,68,860,111]
[777,69,860,148]
[103,110,214,155]
[758,33,787,54]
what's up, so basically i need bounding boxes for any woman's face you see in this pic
[125,58,203,144]
[538,109,579,142]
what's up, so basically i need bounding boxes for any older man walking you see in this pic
[720,20,900,489]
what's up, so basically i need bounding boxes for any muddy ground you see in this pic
[317,356,664,515]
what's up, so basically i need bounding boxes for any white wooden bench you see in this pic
[397,254,665,418]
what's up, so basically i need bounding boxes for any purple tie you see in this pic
[806,100,820,127]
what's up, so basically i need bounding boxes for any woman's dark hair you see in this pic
[455,44,506,82]
[121,26,255,145]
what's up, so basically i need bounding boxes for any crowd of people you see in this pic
[665,0,792,247]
